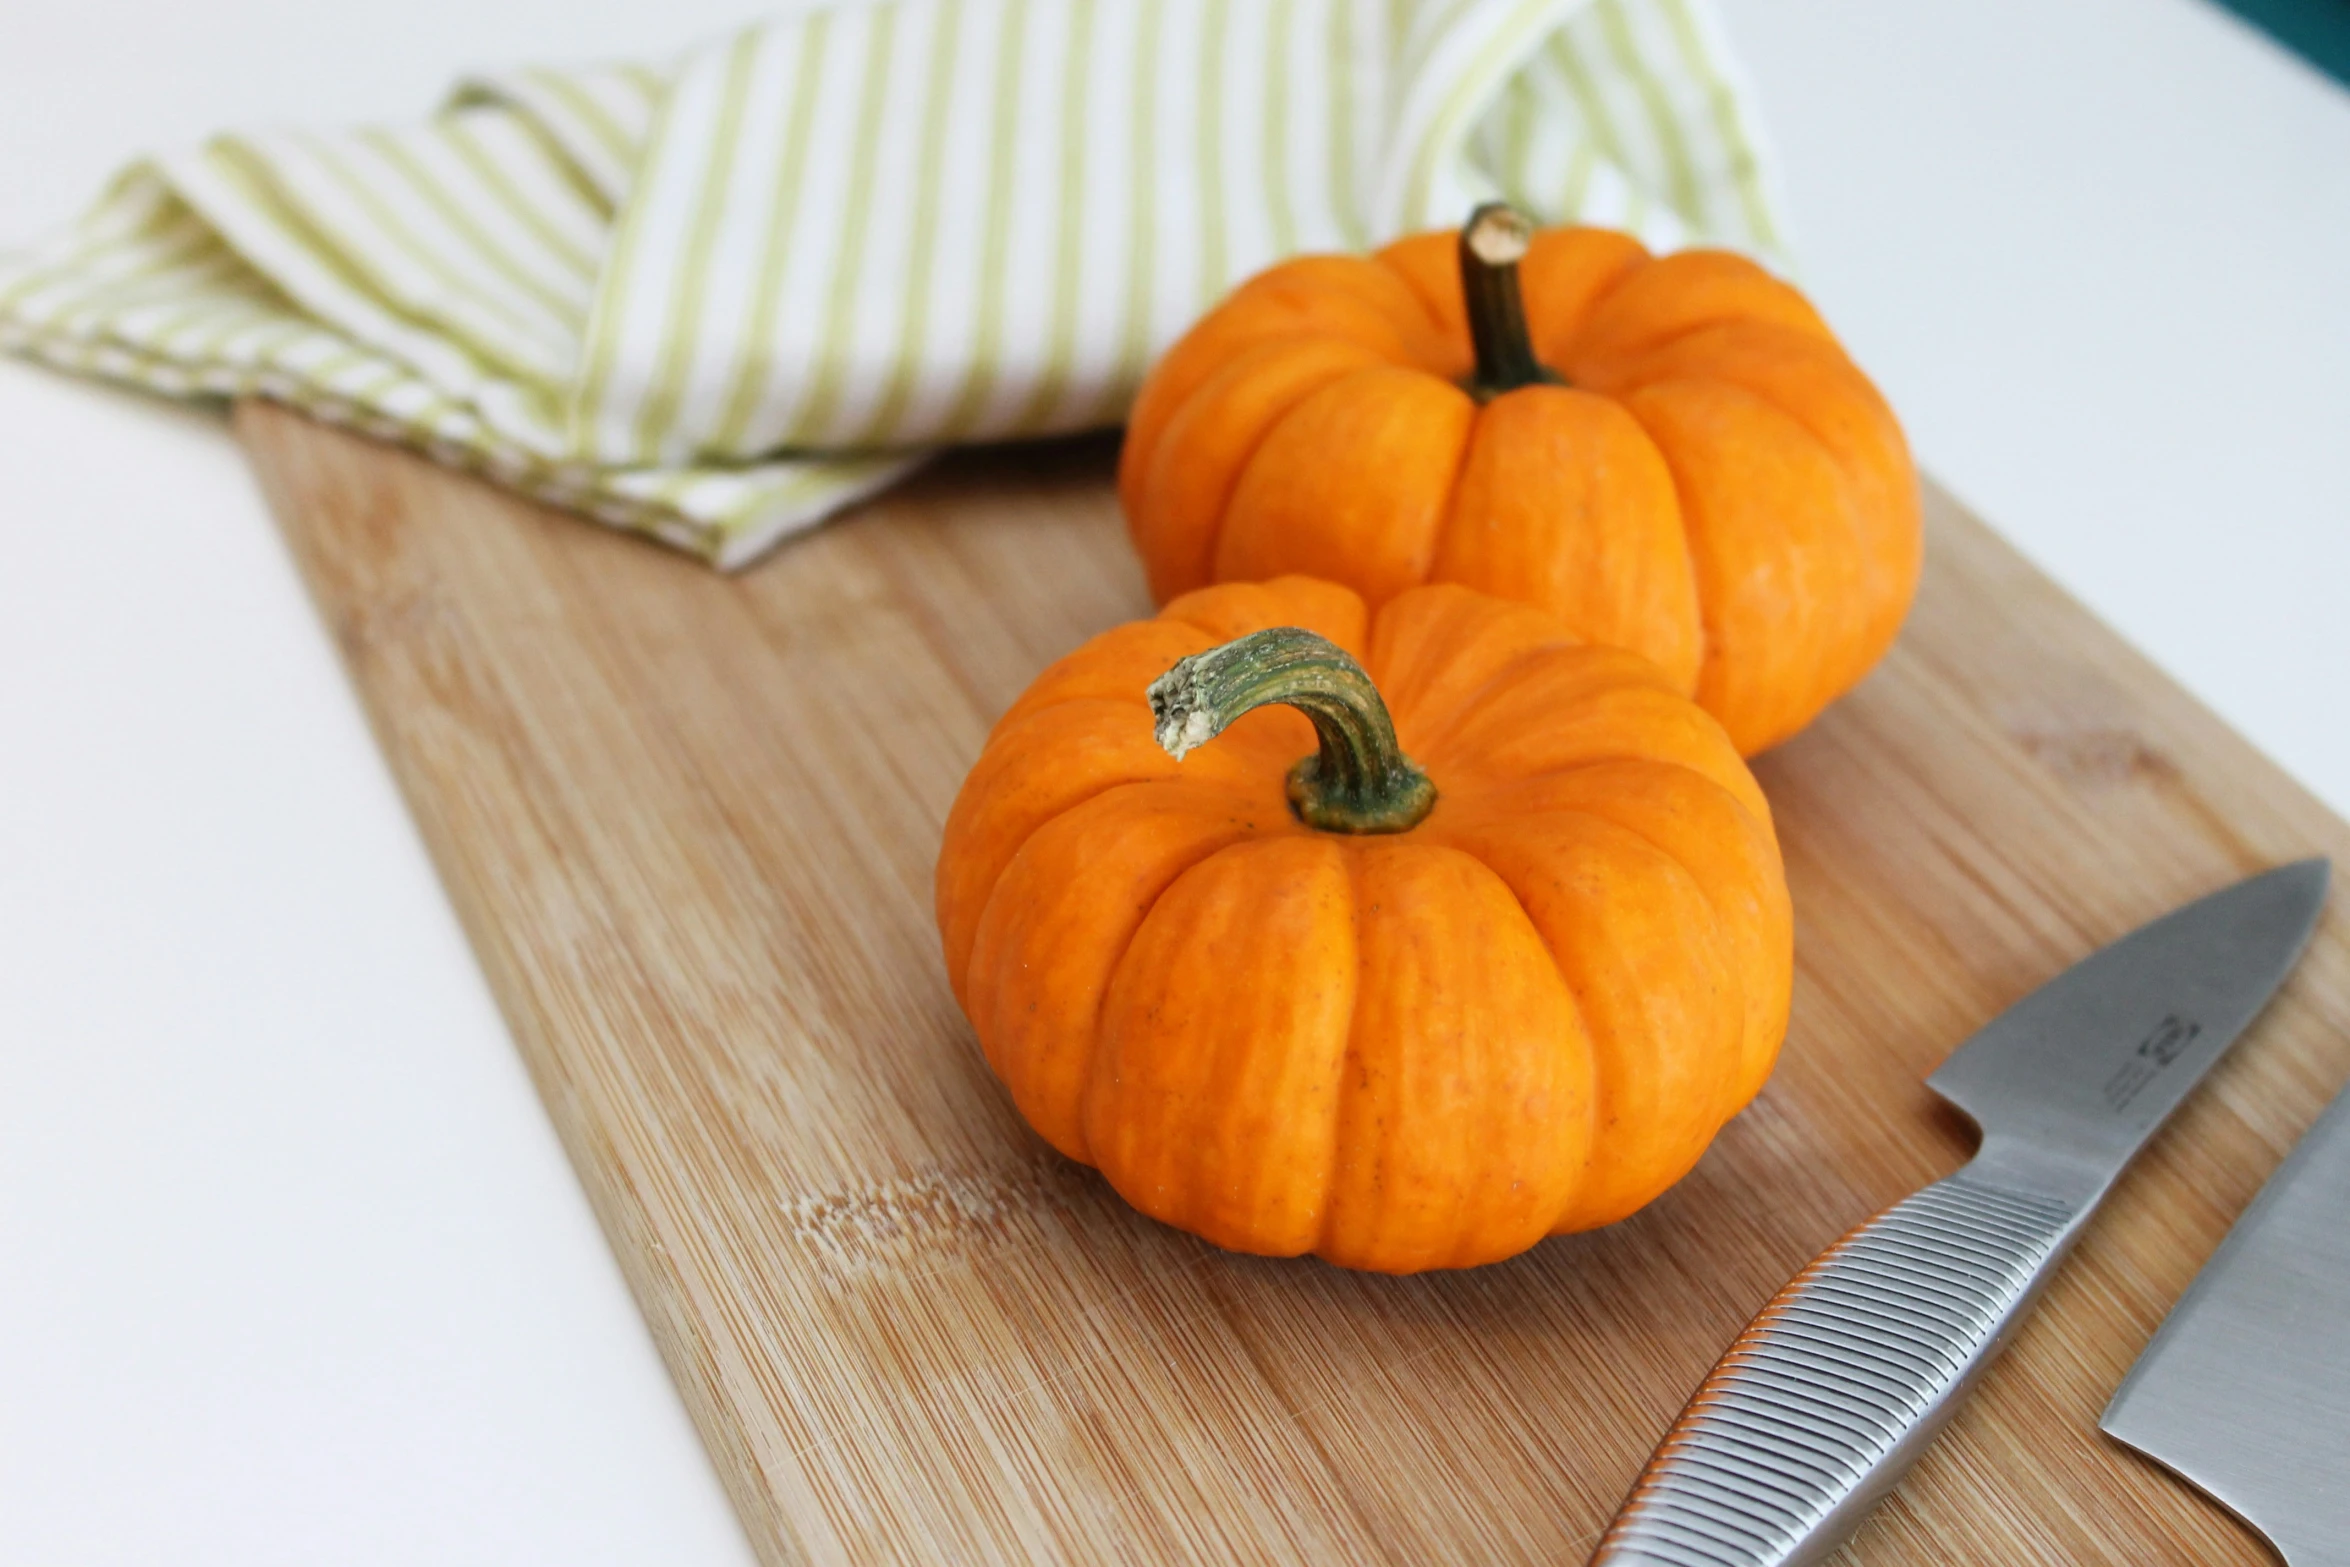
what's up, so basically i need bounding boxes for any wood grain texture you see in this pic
[236,398,2350,1566]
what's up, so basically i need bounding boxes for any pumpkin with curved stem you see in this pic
[1118,204,1920,756]
[936,576,1792,1274]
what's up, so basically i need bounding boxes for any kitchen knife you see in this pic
[1589,858,2331,1567]
[2101,1071,2350,1565]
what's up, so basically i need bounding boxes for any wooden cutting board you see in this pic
[237,399,2349,1566]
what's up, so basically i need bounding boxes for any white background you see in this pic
[3,0,2346,1561]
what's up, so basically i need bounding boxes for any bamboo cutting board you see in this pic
[237,400,2349,1566]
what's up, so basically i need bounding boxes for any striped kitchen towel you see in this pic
[0,0,1784,569]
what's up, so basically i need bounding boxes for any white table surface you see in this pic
[4,1,2346,1561]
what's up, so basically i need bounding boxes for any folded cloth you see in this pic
[0,0,1784,569]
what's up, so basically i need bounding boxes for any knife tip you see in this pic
[2267,856,2331,920]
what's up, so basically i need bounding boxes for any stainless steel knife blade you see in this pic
[2102,1073,2350,1567]
[1924,860,2330,1190]
[1591,859,2331,1567]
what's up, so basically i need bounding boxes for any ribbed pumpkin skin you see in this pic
[935,577,1793,1274]
[1117,229,1921,756]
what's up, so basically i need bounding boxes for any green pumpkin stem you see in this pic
[1459,202,1562,400]
[1147,627,1436,834]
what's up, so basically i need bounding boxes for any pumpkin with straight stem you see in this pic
[1119,205,1920,756]
[936,576,1792,1274]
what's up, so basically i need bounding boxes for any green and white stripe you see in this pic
[0,0,1783,570]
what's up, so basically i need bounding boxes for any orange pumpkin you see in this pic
[1118,205,1921,756]
[935,576,1792,1273]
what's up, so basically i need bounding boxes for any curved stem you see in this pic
[1459,201,1562,399]
[1147,628,1436,834]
